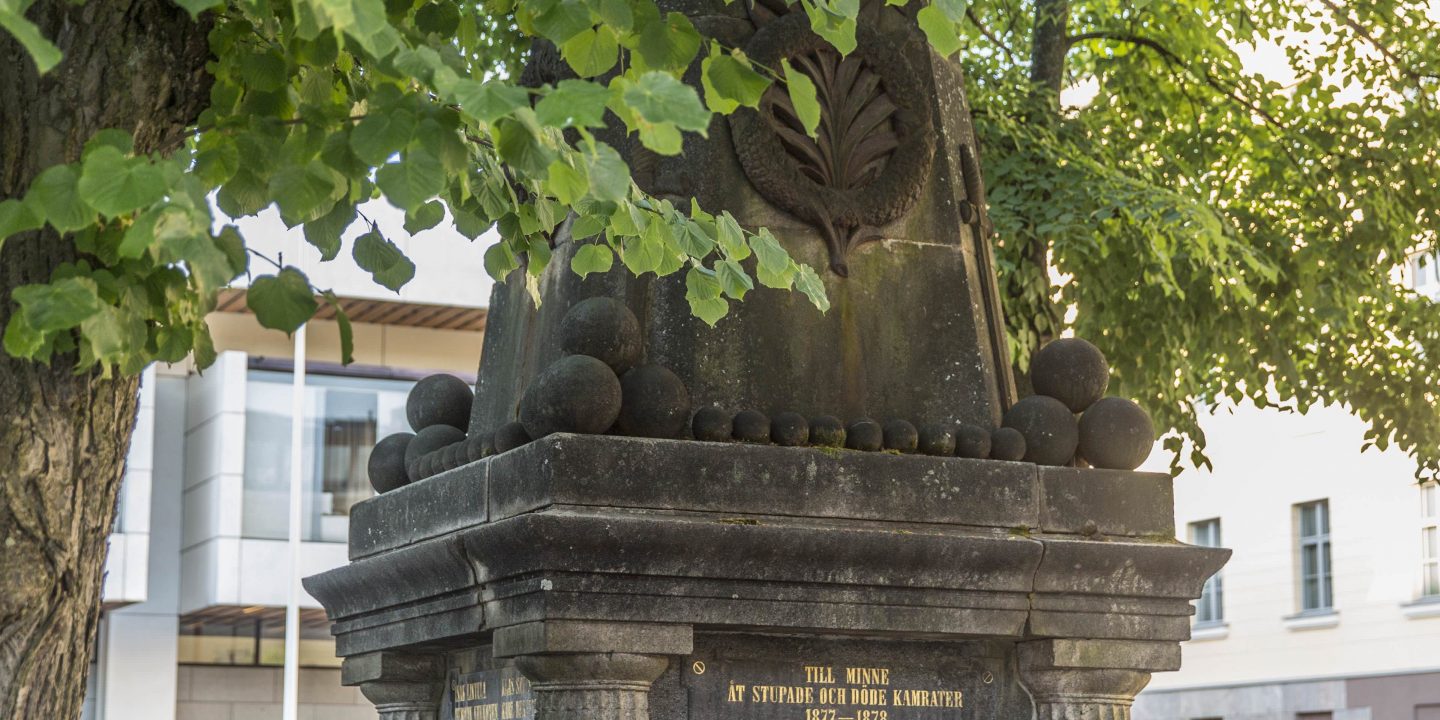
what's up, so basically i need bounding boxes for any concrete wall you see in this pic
[207,312,483,372]
[175,666,371,720]
[103,366,157,605]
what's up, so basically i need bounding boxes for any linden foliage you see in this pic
[2,0,964,371]
[962,0,1440,477]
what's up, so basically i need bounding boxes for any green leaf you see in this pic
[247,268,318,334]
[794,263,830,312]
[77,148,168,218]
[83,130,135,159]
[172,0,223,18]
[684,266,728,325]
[715,211,750,260]
[546,160,589,205]
[592,0,631,31]
[560,26,619,77]
[415,1,461,35]
[350,108,418,165]
[325,295,356,365]
[304,201,357,261]
[0,199,43,241]
[782,59,821,138]
[635,11,700,71]
[701,48,770,114]
[536,79,612,128]
[624,71,711,133]
[531,0,591,44]
[493,115,556,176]
[240,51,289,92]
[0,8,62,74]
[484,239,520,281]
[352,230,417,291]
[3,313,45,358]
[268,160,338,223]
[571,242,614,278]
[194,141,240,186]
[934,0,968,22]
[215,225,249,276]
[675,218,715,258]
[449,80,530,125]
[376,146,445,211]
[404,199,446,234]
[13,277,101,331]
[585,143,631,202]
[716,258,754,299]
[637,121,683,155]
[28,164,94,233]
[751,228,795,288]
[916,4,962,57]
[452,205,491,239]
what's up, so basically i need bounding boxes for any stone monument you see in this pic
[304,1,1230,717]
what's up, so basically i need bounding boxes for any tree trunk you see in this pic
[0,2,211,716]
[1008,0,1070,388]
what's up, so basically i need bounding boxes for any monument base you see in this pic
[307,435,1227,719]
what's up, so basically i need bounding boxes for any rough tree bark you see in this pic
[0,2,211,716]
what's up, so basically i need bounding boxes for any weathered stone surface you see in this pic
[956,423,991,459]
[369,432,414,493]
[1029,338,1110,413]
[407,374,473,432]
[494,621,693,657]
[1039,467,1174,538]
[1078,397,1155,470]
[918,422,956,456]
[844,418,882,451]
[349,461,488,560]
[882,418,918,453]
[690,406,731,442]
[559,297,643,374]
[494,421,531,454]
[731,410,769,443]
[807,415,845,447]
[769,411,808,446]
[990,426,1026,461]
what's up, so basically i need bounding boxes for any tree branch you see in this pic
[965,7,1019,66]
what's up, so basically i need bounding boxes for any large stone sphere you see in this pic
[616,363,692,439]
[883,419,918,454]
[770,412,809,447]
[692,407,732,442]
[917,423,956,456]
[405,424,465,482]
[990,427,1027,462]
[464,432,493,463]
[559,297,643,374]
[441,442,464,471]
[406,374,474,432]
[954,424,991,459]
[1002,395,1079,466]
[494,421,532,454]
[845,418,882,452]
[808,415,846,447]
[368,432,414,493]
[519,355,623,439]
[1078,397,1156,470]
[1030,338,1110,413]
[732,410,770,443]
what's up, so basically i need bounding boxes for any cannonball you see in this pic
[368,432,415,493]
[771,412,809,447]
[494,421,532,454]
[464,432,492,463]
[954,424,991,459]
[406,374,474,432]
[917,423,956,456]
[519,355,623,439]
[883,419,918,454]
[419,451,440,479]
[615,363,692,438]
[732,410,770,443]
[1002,395,1079,466]
[441,442,463,471]
[692,407,732,442]
[845,418,883,451]
[1078,397,1155,470]
[405,424,465,482]
[990,427,1027,462]
[808,415,846,447]
[1030,338,1110,413]
[559,297,643,374]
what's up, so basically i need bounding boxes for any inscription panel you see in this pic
[687,658,987,719]
[441,666,536,720]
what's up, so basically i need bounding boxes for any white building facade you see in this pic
[84,212,491,720]
[1134,251,1440,720]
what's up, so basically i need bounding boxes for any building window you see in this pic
[242,371,415,542]
[1297,500,1333,612]
[1190,519,1224,625]
[1412,249,1438,291]
[1296,713,1333,720]
[1423,483,1438,598]
[178,611,340,668]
